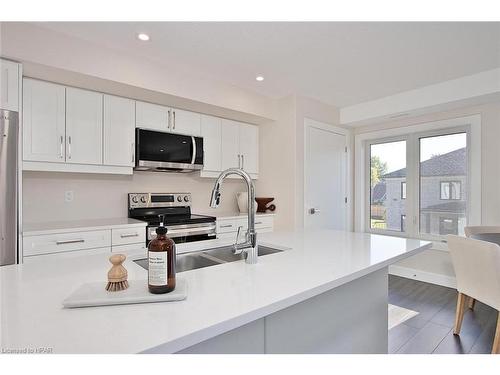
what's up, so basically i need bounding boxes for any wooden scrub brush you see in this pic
[106,254,129,292]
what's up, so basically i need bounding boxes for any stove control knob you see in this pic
[177,196,183,202]
[184,195,190,202]
[131,195,138,203]
[140,196,147,203]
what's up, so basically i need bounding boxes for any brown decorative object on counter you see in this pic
[255,197,276,213]
[105,254,129,292]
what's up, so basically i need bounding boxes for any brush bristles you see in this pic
[105,280,129,292]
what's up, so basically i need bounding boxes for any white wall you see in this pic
[22,171,246,223]
[354,100,500,285]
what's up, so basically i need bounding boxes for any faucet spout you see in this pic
[209,168,258,264]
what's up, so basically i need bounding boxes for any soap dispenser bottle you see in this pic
[148,215,176,294]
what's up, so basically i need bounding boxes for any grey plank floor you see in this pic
[388,275,497,354]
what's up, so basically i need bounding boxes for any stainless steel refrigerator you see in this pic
[0,109,18,266]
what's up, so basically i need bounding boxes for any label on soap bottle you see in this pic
[148,251,168,286]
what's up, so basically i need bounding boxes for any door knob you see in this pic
[309,208,321,215]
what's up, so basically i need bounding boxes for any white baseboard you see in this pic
[389,265,457,289]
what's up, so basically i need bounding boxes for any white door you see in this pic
[0,59,19,111]
[23,79,66,163]
[65,87,103,165]
[103,94,135,167]
[201,114,222,172]
[305,121,347,230]
[238,123,259,175]
[135,101,169,131]
[221,119,240,170]
[171,108,201,136]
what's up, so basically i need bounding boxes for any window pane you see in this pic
[370,140,406,232]
[420,133,467,236]
[401,182,407,199]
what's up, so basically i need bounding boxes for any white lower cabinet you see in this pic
[23,230,111,257]
[216,216,274,240]
[22,224,146,261]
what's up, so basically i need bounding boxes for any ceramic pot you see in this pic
[236,192,258,213]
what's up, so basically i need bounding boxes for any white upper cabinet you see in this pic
[65,87,103,165]
[135,101,169,131]
[170,108,201,136]
[0,59,19,111]
[23,79,66,163]
[103,95,135,167]
[200,115,222,172]
[238,123,259,175]
[221,119,240,170]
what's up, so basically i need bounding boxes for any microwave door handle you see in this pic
[191,136,196,164]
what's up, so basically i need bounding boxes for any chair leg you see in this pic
[454,292,467,335]
[492,311,500,354]
[468,297,476,310]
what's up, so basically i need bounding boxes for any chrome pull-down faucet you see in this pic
[209,168,258,264]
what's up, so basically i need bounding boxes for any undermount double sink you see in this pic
[134,245,284,273]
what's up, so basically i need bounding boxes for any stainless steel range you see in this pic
[128,193,216,245]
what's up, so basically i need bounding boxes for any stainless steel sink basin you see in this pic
[133,245,283,273]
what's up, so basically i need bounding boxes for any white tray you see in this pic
[62,278,187,308]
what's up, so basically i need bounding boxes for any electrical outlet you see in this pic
[64,190,74,203]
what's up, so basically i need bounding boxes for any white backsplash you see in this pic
[22,171,245,223]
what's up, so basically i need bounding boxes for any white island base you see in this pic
[160,268,388,354]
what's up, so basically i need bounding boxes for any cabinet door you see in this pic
[103,95,135,167]
[200,114,222,172]
[135,101,169,131]
[0,59,19,111]
[23,79,66,162]
[238,123,259,174]
[66,87,103,165]
[221,119,240,170]
[171,108,201,136]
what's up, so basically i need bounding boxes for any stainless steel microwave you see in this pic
[135,128,204,172]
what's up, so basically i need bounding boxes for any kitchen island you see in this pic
[0,230,431,354]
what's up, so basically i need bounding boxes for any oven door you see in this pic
[147,222,216,244]
[135,128,203,172]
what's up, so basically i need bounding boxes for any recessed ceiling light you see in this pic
[137,33,150,41]
[256,76,264,82]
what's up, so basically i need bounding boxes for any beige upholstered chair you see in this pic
[447,234,500,354]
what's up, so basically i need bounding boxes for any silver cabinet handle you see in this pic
[67,135,72,159]
[255,221,263,225]
[238,154,241,168]
[56,239,84,245]
[120,233,139,238]
[131,142,135,164]
[242,154,244,169]
[173,110,176,130]
[167,110,171,130]
[220,224,233,228]
[191,136,196,164]
[59,135,64,159]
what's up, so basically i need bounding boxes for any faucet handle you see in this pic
[235,225,243,244]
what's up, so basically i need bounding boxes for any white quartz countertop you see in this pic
[0,230,430,353]
[22,218,147,236]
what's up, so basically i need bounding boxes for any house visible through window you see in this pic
[440,181,461,200]
[367,129,468,239]
[369,140,406,232]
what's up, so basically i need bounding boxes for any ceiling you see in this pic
[36,22,500,108]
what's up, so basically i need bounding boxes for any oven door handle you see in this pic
[148,223,216,238]
[191,136,197,165]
